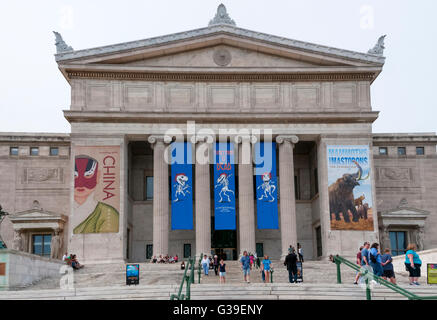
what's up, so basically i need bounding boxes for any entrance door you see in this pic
[211,217,237,260]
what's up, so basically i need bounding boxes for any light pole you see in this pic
[0,205,9,249]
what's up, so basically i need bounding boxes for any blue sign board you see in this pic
[126,264,139,285]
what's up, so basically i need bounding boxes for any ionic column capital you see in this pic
[147,135,172,147]
[234,135,257,144]
[190,135,214,144]
[275,135,299,145]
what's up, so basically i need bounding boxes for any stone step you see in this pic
[3,282,437,300]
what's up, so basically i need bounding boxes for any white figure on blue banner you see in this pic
[257,172,276,202]
[173,173,191,202]
[215,173,234,203]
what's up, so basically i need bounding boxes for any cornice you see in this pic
[66,70,375,83]
[54,25,385,65]
[64,110,379,124]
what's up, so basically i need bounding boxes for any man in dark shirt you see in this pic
[284,248,298,283]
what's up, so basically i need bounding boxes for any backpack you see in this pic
[370,251,377,263]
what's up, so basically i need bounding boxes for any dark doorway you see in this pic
[316,226,322,257]
[211,217,237,260]
[256,243,264,258]
[146,244,153,260]
[184,243,192,258]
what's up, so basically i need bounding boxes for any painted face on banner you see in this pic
[74,156,99,199]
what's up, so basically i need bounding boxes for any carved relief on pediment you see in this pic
[379,167,411,181]
[22,168,64,184]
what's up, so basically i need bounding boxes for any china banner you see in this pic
[73,146,120,234]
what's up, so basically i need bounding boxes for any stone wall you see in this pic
[373,134,437,249]
[70,79,371,113]
[0,249,64,290]
[0,134,71,249]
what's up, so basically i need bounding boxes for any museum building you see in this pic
[0,5,436,263]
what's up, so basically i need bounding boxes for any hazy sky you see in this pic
[0,0,436,134]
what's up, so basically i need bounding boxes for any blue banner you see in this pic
[255,142,279,229]
[171,142,193,230]
[213,142,236,230]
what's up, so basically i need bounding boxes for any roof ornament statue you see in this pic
[208,4,236,26]
[53,31,74,53]
[367,35,386,56]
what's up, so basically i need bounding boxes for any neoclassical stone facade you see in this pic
[0,6,436,263]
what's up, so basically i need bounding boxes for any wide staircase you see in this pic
[1,259,436,300]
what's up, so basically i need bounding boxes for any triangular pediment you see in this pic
[12,209,61,219]
[55,25,385,70]
[381,207,430,218]
[11,202,66,221]
[121,44,322,68]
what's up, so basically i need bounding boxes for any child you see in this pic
[219,259,226,284]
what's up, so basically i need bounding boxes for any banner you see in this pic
[255,142,279,229]
[213,142,236,230]
[327,145,374,231]
[73,146,120,234]
[171,142,193,230]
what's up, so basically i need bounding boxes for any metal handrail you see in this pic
[330,254,437,300]
[170,257,195,300]
[197,253,202,284]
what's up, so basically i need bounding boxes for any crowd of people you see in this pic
[197,246,304,284]
[62,252,84,270]
[150,255,178,264]
[354,242,422,286]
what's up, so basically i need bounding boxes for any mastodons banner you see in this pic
[327,145,374,231]
[171,142,193,230]
[255,142,279,229]
[213,142,236,230]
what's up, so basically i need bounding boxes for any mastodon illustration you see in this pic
[329,161,369,223]
[357,203,369,220]
[354,194,365,207]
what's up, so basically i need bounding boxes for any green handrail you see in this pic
[330,254,437,300]
[197,253,202,284]
[170,257,195,300]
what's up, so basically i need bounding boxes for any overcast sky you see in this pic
[0,0,436,134]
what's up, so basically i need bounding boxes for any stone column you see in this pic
[148,135,171,258]
[381,225,390,252]
[276,135,299,259]
[235,135,256,256]
[12,229,23,251]
[192,136,212,259]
